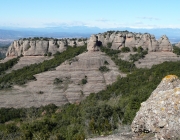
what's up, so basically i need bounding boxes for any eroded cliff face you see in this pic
[6,38,87,57]
[131,75,180,139]
[93,31,172,52]
[6,31,173,57]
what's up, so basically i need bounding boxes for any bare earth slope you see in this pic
[0,51,124,108]
[135,52,180,68]
[6,56,53,73]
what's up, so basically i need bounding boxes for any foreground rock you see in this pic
[131,75,180,139]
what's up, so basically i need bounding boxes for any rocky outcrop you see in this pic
[6,38,87,57]
[175,42,180,48]
[158,35,172,51]
[6,31,173,57]
[94,31,172,52]
[131,75,180,139]
[87,35,101,51]
[111,33,126,50]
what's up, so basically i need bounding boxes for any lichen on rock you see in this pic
[131,75,180,139]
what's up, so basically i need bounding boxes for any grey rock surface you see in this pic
[111,33,126,50]
[6,31,173,57]
[134,52,180,68]
[131,75,180,139]
[6,38,86,57]
[87,35,100,51]
[89,31,173,52]
[158,35,172,51]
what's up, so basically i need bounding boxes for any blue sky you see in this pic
[0,0,180,29]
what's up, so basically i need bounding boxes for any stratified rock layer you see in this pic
[131,75,180,139]
[0,51,125,108]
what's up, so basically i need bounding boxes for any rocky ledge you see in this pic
[131,75,180,139]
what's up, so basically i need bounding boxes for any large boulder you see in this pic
[158,35,172,51]
[87,35,100,51]
[131,75,180,139]
[136,34,152,51]
[57,40,67,52]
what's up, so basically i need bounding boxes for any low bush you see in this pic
[121,47,130,53]
[99,66,110,72]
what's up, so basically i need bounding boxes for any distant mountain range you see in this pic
[0,26,180,46]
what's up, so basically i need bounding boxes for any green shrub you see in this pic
[99,66,110,72]
[121,47,130,52]
[173,46,180,55]
[0,57,20,75]
[37,91,44,94]
[54,78,63,84]
[104,60,109,65]
[137,46,143,53]
[132,47,137,52]
[47,52,52,56]
[81,78,87,85]
[107,42,112,48]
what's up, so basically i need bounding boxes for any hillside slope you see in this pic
[0,51,123,108]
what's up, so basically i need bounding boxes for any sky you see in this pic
[0,0,180,29]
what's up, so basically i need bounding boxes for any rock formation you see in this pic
[6,31,173,57]
[158,35,172,51]
[94,31,172,52]
[6,38,87,57]
[87,35,101,51]
[131,75,180,139]
[175,42,180,48]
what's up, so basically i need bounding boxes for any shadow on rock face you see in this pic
[96,40,102,47]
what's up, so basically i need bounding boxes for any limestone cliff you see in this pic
[95,31,172,52]
[6,38,87,57]
[6,31,173,56]
[131,75,180,139]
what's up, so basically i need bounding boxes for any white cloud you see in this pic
[137,16,160,20]
[1,19,180,29]
[96,18,110,22]
[134,21,143,25]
